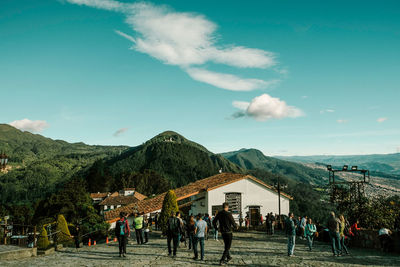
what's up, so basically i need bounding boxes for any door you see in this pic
[249,207,260,226]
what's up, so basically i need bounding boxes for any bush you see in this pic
[159,190,179,234]
[37,226,50,250]
[56,214,72,244]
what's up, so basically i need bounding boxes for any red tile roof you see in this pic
[99,192,148,206]
[90,192,108,199]
[104,173,292,223]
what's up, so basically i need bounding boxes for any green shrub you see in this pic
[56,214,72,244]
[37,226,50,249]
[159,190,179,234]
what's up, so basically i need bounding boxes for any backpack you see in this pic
[168,217,180,233]
[119,220,126,236]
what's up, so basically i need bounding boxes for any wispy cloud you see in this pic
[320,109,335,114]
[337,119,348,124]
[186,68,278,91]
[377,117,388,123]
[9,119,49,133]
[66,0,278,91]
[232,94,304,121]
[113,127,128,137]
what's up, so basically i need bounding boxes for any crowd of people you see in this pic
[111,207,397,264]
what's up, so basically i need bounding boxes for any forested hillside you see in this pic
[221,148,329,185]
[0,124,127,204]
[84,131,244,193]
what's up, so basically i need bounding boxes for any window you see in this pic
[225,193,241,214]
[212,205,221,216]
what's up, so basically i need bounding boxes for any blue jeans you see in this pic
[340,236,348,254]
[188,232,195,250]
[306,235,314,250]
[329,231,341,255]
[214,229,218,240]
[287,235,295,256]
[194,236,205,259]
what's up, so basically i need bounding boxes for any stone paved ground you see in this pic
[1,231,399,266]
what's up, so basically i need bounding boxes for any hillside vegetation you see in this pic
[221,148,329,185]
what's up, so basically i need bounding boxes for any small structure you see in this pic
[96,189,147,215]
[105,173,292,228]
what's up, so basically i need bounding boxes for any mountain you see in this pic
[0,124,127,164]
[0,124,128,204]
[278,154,400,176]
[221,148,329,185]
[91,131,244,190]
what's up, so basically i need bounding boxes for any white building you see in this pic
[189,175,291,225]
[105,173,292,228]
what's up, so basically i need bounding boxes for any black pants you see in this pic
[118,235,127,255]
[135,229,144,244]
[144,231,149,243]
[221,232,233,261]
[167,234,179,255]
[188,232,195,250]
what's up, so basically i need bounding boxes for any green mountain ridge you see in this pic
[221,148,329,185]
[96,130,244,190]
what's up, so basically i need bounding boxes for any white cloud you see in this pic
[377,117,387,123]
[113,127,128,137]
[66,0,278,91]
[232,94,304,121]
[9,119,49,133]
[301,95,308,99]
[337,119,348,124]
[186,68,278,91]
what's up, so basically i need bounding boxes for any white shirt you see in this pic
[379,228,389,236]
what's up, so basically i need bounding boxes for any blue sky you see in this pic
[1,0,399,156]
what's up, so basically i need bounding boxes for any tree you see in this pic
[37,226,50,249]
[159,190,179,234]
[56,214,71,244]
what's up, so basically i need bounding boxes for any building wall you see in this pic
[206,178,290,219]
[189,191,208,216]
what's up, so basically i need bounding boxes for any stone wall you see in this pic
[351,230,400,253]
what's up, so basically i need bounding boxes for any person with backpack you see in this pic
[115,212,130,257]
[213,202,238,266]
[167,211,183,257]
[193,213,208,261]
[203,214,211,240]
[133,212,144,245]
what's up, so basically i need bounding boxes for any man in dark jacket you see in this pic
[167,211,183,257]
[115,212,130,257]
[285,212,296,257]
[327,211,341,256]
[213,202,237,266]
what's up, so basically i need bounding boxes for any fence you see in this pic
[0,223,37,248]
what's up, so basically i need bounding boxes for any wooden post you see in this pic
[34,226,37,248]
[4,217,7,245]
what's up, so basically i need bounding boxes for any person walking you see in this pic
[328,211,341,257]
[213,202,238,266]
[115,212,130,257]
[186,215,196,250]
[300,216,307,240]
[339,215,349,255]
[285,212,296,257]
[270,213,276,235]
[133,212,144,245]
[143,215,150,244]
[204,214,211,240]
[305,218,316,251]
[167,211,183,257]
[154,212,159,230]
[193,214,208,261]
[212,211,219,240]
